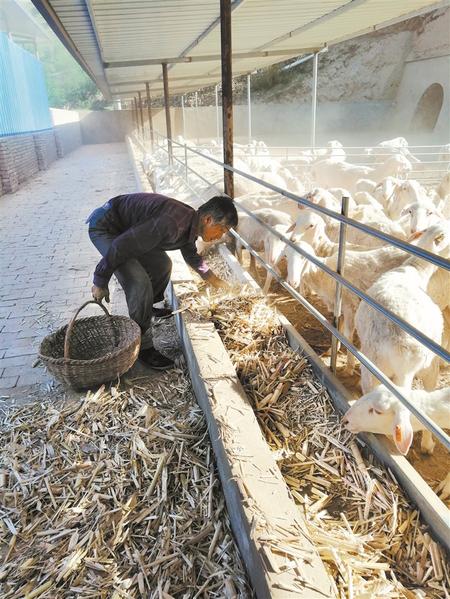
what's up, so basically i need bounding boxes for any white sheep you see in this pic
[284,236,409,372]
[342,384,450,455]
[304,201,406,249]
[353,191,384,210]
[262,223,293,293]
[235,207,292,267]
[400,201,443,236]
[234,170,287,196]
[437,172,450,200]
[235,192,300,220]
[387,179,429,221]
[370,137,420,163]
[373,176,403,210]
[313,140,346,161]
[312,155,412,192]
[356,178,377,194]
[437,196,450,220]
[355,222,450,395]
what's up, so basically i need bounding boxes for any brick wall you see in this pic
[33,130,58,170]
[54,122,82,156]
[0,124,82,196]
[0,134,38,193]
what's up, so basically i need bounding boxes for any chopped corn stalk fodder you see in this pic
[0,370,252,598]
[180,283,450,599]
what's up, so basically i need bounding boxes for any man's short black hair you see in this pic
[198,195,238,228]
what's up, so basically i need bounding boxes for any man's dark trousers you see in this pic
[89,226,172,348]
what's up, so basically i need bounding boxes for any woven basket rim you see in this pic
[38,314,141,367]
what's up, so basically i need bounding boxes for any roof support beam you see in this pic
[146,82,155,151]
[109,75,220,87]
[103,47,323,69]
[137,91,145,138]
[133,96,139,133]
[162,63,173,165]
[220,0,234,198]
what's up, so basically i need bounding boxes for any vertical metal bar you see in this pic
[184,144,188,181]
[162,62,173,165]
[137,91,144,138]
[215,84,220,145]
[181,95,186,140]
[330,195,350,374]
[195,91,200,144]
[311,52,318,149]
[133,96,138,135]
[145,82,154,151]
[247,73,252,144]
[220,0,234,198]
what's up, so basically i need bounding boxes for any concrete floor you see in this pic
[0,143,135,395]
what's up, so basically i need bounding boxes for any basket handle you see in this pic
[64,300,111,360]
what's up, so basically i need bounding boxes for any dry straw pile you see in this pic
[181,282,450,599]
[0,370,251,598]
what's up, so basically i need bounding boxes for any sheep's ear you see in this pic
[392,409,413,455]
[400,205,411,217]
[434,232,445,245]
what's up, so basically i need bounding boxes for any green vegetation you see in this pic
[18,0,109,109]
[39,42,108,110]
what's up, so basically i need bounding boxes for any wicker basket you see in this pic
[39,301,141,389]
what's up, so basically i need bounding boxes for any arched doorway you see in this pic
[410,83,444,132]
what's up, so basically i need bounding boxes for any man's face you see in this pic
[200,215,229,242]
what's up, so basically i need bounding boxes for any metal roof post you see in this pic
[220,0,234,198]
[181,95,186,141]
[247,73,252,145]
[133,96,139,135]
[145,82,154,151]
[137,91,145,139]
[215,84,220,145]
[162,62,173,165]
[195,91,199,144]
[311,51,319,148]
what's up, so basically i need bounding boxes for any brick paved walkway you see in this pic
[0,143,135,393]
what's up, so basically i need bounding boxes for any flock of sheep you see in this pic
[143,136,449,477]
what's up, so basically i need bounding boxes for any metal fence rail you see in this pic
[144,131,450,452]
[168,139,449,184]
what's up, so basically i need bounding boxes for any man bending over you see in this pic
[88,193,237,370]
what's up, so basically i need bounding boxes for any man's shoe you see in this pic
[139,347,174,370]
[152,307,173,318]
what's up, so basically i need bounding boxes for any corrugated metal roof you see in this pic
[31,0,447,101]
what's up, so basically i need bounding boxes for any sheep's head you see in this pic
[292,211,324,242]
[401,202,443,236]
[416,221,450,256]
[342,386,414,455]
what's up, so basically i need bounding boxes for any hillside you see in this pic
[177,8,448,108]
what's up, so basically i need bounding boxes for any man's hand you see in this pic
[207,273,229,290]
[92,285,110,303]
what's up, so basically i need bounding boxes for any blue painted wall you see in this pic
[0,32,52,136]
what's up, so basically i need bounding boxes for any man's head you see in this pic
[198,195,238,242]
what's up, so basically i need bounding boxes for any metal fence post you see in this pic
[330,195,349,373]
[311,51,319,149]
